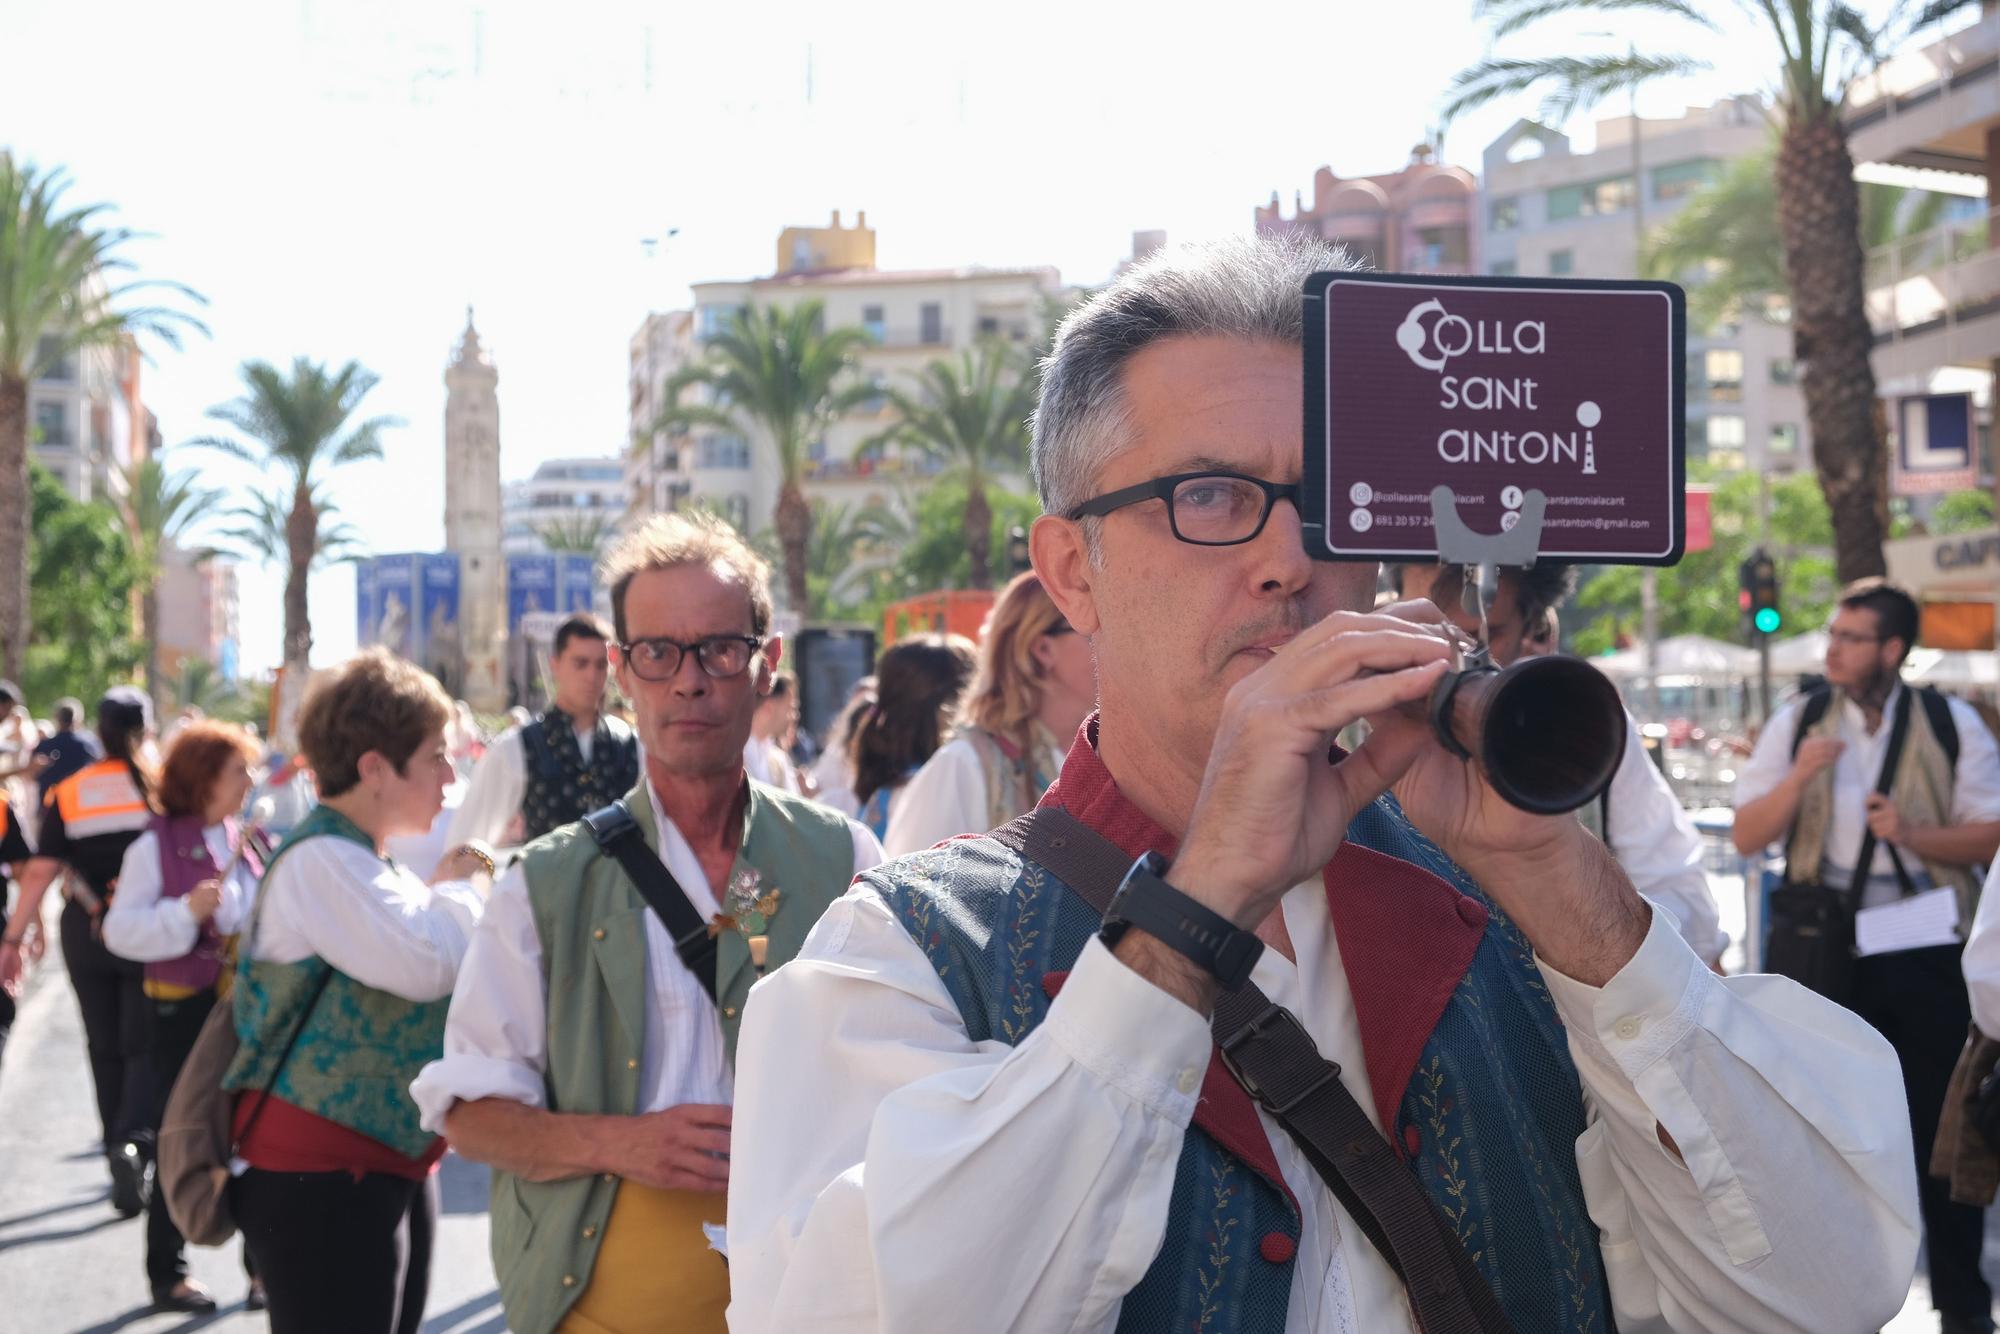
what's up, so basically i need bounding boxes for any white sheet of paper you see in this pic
[1854,886,1960,957]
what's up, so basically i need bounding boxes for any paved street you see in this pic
[0,898,501,1334]
[0,876,1991,1332]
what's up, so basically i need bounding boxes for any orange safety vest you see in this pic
[49,758,153,842]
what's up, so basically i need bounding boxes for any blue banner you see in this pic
[355,560,378,650]
[417,554,462,691]
[508,554,558,635]
[369,554,419,658]
[559,554,597,613]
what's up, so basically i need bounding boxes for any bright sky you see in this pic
[3,0,1843,674]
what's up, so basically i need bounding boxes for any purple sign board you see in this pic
[1303,273,1685,565]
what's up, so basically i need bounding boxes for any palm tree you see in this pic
[0,158,206,680]
[123,456,223,707]
[165,657,233,717]
[537,512,615,554]
[1444,0,1978,583]
[650,301,874,611]
[858,340,1037,588]
[219,483,365,574]
[1645,141,1957,329]
[186,358,396,696]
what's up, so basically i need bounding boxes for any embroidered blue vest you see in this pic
[221,804,452,1159]
[867,795,1614,1333]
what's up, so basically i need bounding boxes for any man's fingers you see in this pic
[678,1103,733,1127]
[682,1127,732,1156]
[1280,659,1449,737]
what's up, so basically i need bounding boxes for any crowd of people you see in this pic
[0,234,1997,1333]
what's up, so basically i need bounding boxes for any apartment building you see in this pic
[627,212,1061,541]
[1255,145,1478,274]
[1476,97,1813,478]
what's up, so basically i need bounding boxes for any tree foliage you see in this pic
[24,461,143,709]
[1571,469,1837,655]
[0,157,206,680]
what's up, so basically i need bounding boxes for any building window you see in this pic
[1488,197,1520,232]
[697,303,745,342]
[35,336,74,381]
[1548,249,1575,276]
[1769,357,1796,385]
[32,401,67,446]
[1707,414,1746,448]
[978,315,1000,336]
[1704,349,1744,402]
[697,436,750,470]
[1652,159,1720,201]
[1770,423,1799,455]
[861,304,885,342]
[920,303,943,345]
[1548,176,1634,221]
[1490,260,1518,277]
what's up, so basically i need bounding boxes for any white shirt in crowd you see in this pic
[743,737,801,796]
[385,778,469,882]
[446,723,600,851]
[245,834,485,1004]
[727,879,1920,1332]
[1956,859,2000,1038]
[810,742,859,818]
[411,780,885,1131]
[103,824,260,962]
[882,731,1069,860]
[1736,684,2000,902]
[1600,711,1726,964]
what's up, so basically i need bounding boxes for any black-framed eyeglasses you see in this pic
[618,635,762,682]
[1065,470,1302,547]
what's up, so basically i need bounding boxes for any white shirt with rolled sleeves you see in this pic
[1734,685,2000,888]
[726,877,1919,1333]
[1602,711,1726,965]
[102,824,259,962]
[410,782,885,1131]
[244,834,485,1002]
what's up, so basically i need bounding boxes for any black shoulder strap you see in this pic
[1919,686,1961,770]
[1851,689,1921,900]
[1791,685,1834,759]
[581,799,718,1002]
[990,808,1512,1334]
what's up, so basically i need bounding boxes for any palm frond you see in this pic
[1478,0,1718,41]
[1441,52,1708,126]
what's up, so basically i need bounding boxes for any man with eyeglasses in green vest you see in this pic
[412,511,885,1334]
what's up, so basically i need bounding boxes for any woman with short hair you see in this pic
[884,573,1097,857]
[105,719,267,1312]
[222,649,491,1334]
[852,634,976,841]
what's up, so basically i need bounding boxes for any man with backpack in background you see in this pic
[1734,576,2000,1334]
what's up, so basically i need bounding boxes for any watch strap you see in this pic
[1103,854,1263,989]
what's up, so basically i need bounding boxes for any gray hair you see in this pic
[1030,232,1360,523]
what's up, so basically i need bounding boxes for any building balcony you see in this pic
[1865,204,2000,379]
[1845,11,2000,174]
[1403,198,1472,232]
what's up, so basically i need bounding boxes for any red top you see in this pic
[232,1092,444,1181]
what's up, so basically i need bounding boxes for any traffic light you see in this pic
[1739,548,1781,638]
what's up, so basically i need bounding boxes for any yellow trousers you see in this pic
[556,1182,729,1334]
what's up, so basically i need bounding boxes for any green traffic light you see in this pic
[1753,608,1782,634]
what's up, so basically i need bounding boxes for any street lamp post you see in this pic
[1006,526,1031,577]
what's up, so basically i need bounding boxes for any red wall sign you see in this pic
[1302,273,1687,565]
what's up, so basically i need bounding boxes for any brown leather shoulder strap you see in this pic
[990,806,1512,1334]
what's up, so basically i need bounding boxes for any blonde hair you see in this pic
[601,510,774,642]
[964,572,1068,747]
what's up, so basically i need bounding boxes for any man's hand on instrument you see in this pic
[1169,607,1456,929]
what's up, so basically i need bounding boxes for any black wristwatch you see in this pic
[1099,851,1263,990]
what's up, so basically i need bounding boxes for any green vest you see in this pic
[489,777,856,1334]
[220,804,452,1160]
